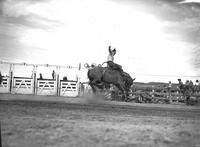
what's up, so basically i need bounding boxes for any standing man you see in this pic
[39,73,43,80]
[168,81,172,102]
[52,70,56,80]
[195,80,200,94]
[185,80,191,105]
[177,79,184,93]
[195,80,199,86]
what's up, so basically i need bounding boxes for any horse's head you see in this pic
[123,72,135,91]
[127,77,135,89]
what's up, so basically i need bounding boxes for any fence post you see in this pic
[56,66,60,96]
[33,65,37,96]
[9,64,14,94]
[0,121,2,147]
[78,63,81,96]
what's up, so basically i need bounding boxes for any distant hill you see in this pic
[81,81,179,91]
[133,82,179,91]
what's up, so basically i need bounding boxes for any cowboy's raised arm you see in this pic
[108,46,112,54]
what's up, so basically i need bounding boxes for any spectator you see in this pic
[52,70,56,79]
[189,80,194,92]
[185,80,191,105]
[189,80,193,87]
[195,80,200,94]
[177,79,184,94]
[178,78,183,84]
[63,76,68,81]
[168,81,172,100]
[185,80,190,89]
[39,73,43,80]
[195,80,199,86]
[168,81,172,90]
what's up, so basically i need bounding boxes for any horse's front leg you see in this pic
[89,81,96,93]
[90,79,101,94]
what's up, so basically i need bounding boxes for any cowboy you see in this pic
[107,46,123,73]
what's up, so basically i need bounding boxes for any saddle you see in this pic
[107,61,123,73]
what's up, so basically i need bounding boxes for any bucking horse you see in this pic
[86,64,134,101]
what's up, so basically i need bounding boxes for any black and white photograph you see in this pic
[0,0,200,146]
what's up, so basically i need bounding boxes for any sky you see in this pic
[0,0,200,82]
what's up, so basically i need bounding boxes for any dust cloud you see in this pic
[81,92,110,104]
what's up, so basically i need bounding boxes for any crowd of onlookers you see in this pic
[0,70,69,83]
[1,69,200,96]
[38,70,68,81]
[176,79,200,94]
[38,70,56,80]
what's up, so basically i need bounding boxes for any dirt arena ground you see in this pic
[0,94,200,147]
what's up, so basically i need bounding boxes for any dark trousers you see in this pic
[107,61,123,72]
